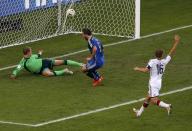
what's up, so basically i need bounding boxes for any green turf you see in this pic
[0,0,191,130]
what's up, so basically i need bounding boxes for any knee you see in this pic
[42,73,51,77]
[81,65,88,73]
[150,98,159,105]
[42,71,54,77]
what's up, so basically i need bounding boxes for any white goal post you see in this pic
[135,0,141,39]
[0,0,140,49]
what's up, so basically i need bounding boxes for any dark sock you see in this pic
[86,71,94,79]
[143,102,149,108]
[92,71,101,80]
[157,100,161,106]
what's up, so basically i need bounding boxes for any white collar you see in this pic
[88,36,93,43]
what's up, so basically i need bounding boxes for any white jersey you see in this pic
[147,55,171,84]
[147,56,171,97]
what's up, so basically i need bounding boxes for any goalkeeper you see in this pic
[11,47,83,78]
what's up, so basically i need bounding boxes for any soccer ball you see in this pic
[67,9,76,16]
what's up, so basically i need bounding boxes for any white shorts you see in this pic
[148,81,161,97]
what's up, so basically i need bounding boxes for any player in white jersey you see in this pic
[133,35,180,117]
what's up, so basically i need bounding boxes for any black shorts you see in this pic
[39,59,53,74]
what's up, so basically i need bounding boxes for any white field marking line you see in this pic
[0,24,192,72]
[0,86,191,127]
[0,120,35,127]
[32,86,192,127]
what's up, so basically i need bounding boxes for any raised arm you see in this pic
[34,50,43,58]
[38,50,43,57]
[168,35,180,56]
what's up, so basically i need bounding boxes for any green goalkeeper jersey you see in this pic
[12,54,43,76]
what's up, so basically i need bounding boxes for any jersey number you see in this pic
[156,64,164,74]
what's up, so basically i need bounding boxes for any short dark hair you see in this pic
[23,47,31,55]
[155,49,163,58]
[82,28,92,36]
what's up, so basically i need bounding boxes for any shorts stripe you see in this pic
[149,85,152,96]
[87,62,97,70]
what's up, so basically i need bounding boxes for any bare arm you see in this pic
[10,58,25,79]
[87,46,97,61]
[134,67,149,73]
[168,35,180,56]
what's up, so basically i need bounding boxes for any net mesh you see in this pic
[0,0,136,48]
[64,0,135,37]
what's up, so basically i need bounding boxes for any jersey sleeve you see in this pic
[163,55,171,65]
[33,54,41,58]
[12,58,25,77]
[91,41,97,48]
[146,60,153,69]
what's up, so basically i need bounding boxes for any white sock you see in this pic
[159,101,169,108]
[138,106,145,116]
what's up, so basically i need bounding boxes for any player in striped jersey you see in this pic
[133,35,180,117]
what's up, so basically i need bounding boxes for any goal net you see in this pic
[0,0,140,48]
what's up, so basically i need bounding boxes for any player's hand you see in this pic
[10,74,16,79]
[86,57,92,61]
[174,35,180,44]
[38,49,43,55]
[134,67,139,71]
[81,65,87,73]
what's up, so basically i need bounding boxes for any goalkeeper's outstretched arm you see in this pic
[10,58,25,79]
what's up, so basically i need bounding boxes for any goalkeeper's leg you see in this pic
[53,59,84,67]
[42,68,73,77]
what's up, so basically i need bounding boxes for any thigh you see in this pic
[86,60,96,70]
[53,60,65,66]
[150,97,159,104]
[41,68,54,77]
[144,95,151,103]
[148,85,160,98]
[86,60,102,71]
